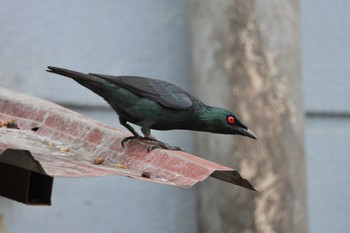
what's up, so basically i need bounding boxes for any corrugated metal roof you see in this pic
[0,86,255,190]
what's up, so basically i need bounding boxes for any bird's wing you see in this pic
[89,74,193,110]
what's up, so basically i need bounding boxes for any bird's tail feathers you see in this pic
[47,66,97,82]
[47,66,106,97]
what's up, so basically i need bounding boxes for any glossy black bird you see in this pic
[47,66,257,151]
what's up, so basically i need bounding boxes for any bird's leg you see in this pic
[119,118,143,147]
[120,123,183,152]
[145,137,183,152]
[119,120,163,147]
[119,117,140,137]
[141,128,183,152]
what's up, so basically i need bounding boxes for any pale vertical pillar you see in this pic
[189,1,307,232]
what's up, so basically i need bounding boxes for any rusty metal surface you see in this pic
[0,86,255,190]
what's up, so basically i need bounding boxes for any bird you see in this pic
[47,66,257,152]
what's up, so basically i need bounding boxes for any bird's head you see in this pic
[199,107,257,139]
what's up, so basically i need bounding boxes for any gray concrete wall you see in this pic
[0,1,196,233]
[301,0,350,232]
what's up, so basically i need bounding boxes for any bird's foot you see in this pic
[147,142,183,153]
[121,136,183,152]
[121,136,144,147]
[144,136,183,152]
[121,135,161,147]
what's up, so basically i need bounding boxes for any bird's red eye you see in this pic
[227,116,235,124]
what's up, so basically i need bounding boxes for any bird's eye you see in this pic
[227,115,235,124]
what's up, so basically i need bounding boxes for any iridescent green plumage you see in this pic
[47,66,256,151]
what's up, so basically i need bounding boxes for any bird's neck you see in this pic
[192,103,224,133]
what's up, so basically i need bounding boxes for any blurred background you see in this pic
[0,0,349,233]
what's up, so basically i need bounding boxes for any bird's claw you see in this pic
[121,136,183,152]
[147,143,183,153]
[121,135,159,147]
[121,136,144,147]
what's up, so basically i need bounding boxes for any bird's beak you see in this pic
[240,128,257,140]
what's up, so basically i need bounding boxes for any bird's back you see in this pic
[90,73,193,110]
